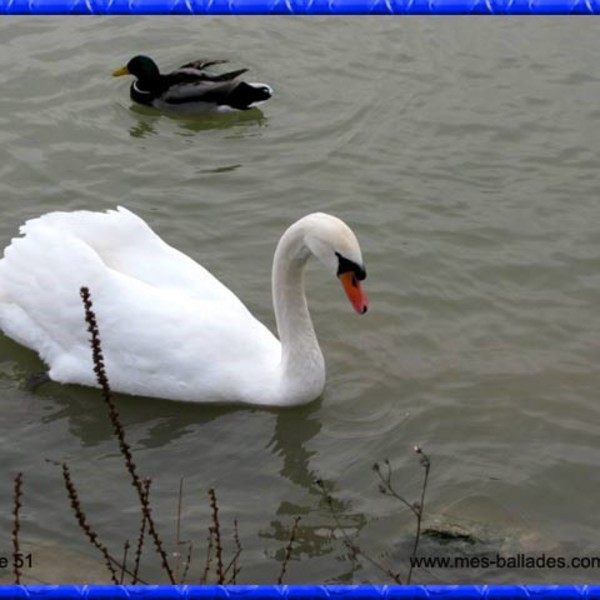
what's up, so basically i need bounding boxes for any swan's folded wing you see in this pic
[0,224,108,377]
[20,207,247,313]
[0,219,281,400]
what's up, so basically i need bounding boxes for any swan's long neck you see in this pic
[272,221,325,404]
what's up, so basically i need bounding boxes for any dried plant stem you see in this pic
[223,549,242,582]
[277,516,301,584]
[61,463,119,584]
[132,478,151,584]
[374,446,431,584]
[208,488,225,583]
[180,542,193,584]
[175,477,184,580]
[315,479,402,584]
[345,537,402,584]
[12,473,23,584]
[223,519,242,584]
[225,518,242,584]
[107,555,148,584]
[173,479,193,584]
[201,528,214,584]
[120,540,130,584]
[408,447,430,583]
[50,460,145,584]
[80,287,175,584]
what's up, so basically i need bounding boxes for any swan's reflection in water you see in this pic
[33,379,367,583]
[259,402,368,582]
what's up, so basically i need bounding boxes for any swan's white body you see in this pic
[0,208,367,406]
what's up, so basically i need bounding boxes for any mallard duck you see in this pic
[0,209,367,406]
[113,55,273,113]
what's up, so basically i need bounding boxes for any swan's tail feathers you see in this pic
[0,224,107,379]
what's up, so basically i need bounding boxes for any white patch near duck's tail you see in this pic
[247,82,274,107]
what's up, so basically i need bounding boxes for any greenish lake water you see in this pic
[1,17,600,584]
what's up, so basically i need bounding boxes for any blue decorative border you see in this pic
[0,587,599,599]
[0,0,598,12]
[1,0,595,584]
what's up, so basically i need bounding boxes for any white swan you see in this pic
[0,208,368,406]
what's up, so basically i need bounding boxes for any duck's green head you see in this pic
[113,55,160,82]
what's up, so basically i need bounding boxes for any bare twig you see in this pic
[374,447,431,584]
[173,478,194,584]
[44,460,145,584]
[180,542,193,584]
[223,551,243,582]
[132,478,151,584]
[225,518,242,584]
[12,473,23,584]
[108,554,148,584]
[80,287,175,583]
[120,540,130,584]
[175,477,184,581]
[208,488,224,583]
[277,516,301,584]
[61,463,119,584]
[374,461,415,514]
[315,478,402,584]
[408,446,430,583]
[201,528,214,584]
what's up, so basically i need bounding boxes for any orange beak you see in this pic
[339,272,368,314]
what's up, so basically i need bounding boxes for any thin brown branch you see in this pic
[225,517,242,584]
[80,287,175,583]
[315,478,402,584]
[180,542,193,584]
[373,460,417,516]
[223,550,242,581]
[120,540,130,584]
[343,537,403,584]
[48,459,145,584]
[106,555,148,584]
[407,446,430,584]
[277,516,301,584]
[208,488,224,584]
[132,478,151,584]
[175,477,184,581]
[12,473,23,584]
[61,463,119,584]
[201,527,214,584]
[373,447,431,584]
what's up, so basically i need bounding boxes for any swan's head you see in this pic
[302,213,368,315]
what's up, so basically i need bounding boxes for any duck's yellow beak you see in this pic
[112,66,130,77]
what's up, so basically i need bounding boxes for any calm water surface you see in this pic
[1,17,600,584]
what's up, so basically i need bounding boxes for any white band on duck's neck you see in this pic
[133,82,152,95]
